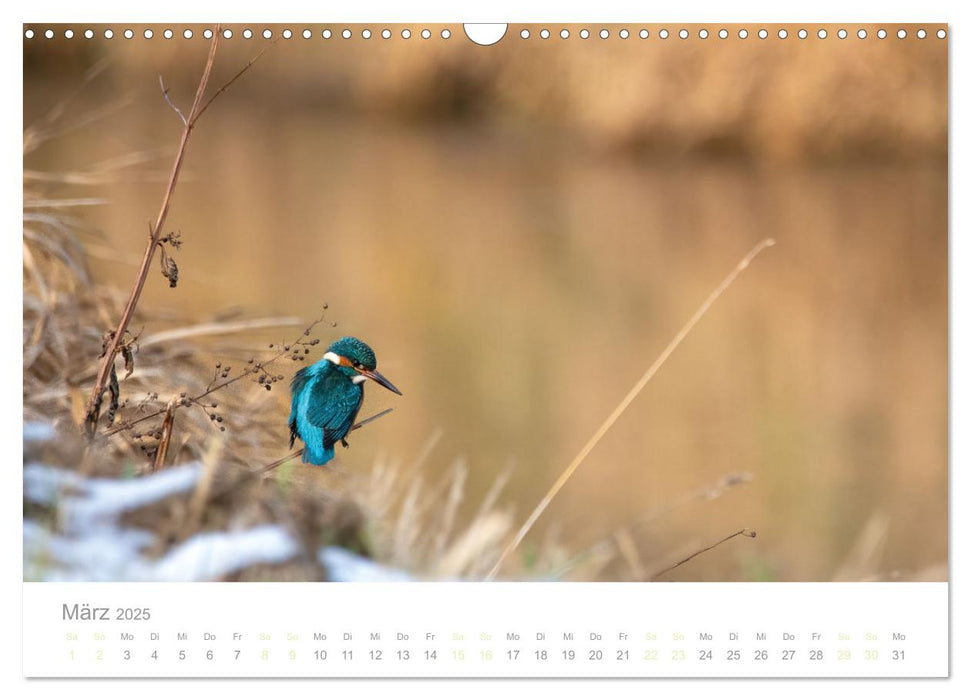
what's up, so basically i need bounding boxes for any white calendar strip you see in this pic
[22,582,948,678]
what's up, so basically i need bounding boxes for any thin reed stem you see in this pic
[485,238,775,580]
[650,528,757,580]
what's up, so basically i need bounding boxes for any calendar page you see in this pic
[20,12,950,685]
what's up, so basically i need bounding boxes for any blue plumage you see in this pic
[288,337,401,465]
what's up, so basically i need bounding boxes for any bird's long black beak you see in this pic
[359,367,402,395]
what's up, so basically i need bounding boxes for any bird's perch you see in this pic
[260,408,394,476]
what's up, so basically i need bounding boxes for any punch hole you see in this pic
[580,29,590,39]
[203,29,213,39]
[420,29,430,39]
[677,29,687,39]
[778,29,788,39]
[758,29,767,39]
[798,29,808,39]
[282,29,293,39]
[44,29,53,39]
[222,29,232,39]
[362,29,372,39]
[520,29,529,39]
[303,29,312,39]
[124,29,133,40]
[897,29,907,39]
[163,29,173,39]
[442,29,451,39]
[65,29,74,39]
[322,30,332,39]
[600,29,609,39]
[401,29,411,39]
[464,24,507,45]
[184,29,193,39]
[917,29,926,39]
[937,29,946,38]
[85,29,94,39]
[24,29,34,39]
[143,29,153,39]
[263,29,272,39]
[560,29,570,39]
[857,29,867,39]
[837,29,847,39]
[659,29,669,39]
[243,29,253,39]
[383,29,392,39]
[540,29,550,39]
[718,29,728,39]
[639,29,648,39]
[620,29,630,39]
[877,29,887,39]
[343,29,352,39]
[817,29,827,39]
[698,29,708,39]
[738,29,748,39]
[104,29,113,39]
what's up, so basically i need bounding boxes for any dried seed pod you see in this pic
[106,365,120,424]
[159,246,179,288]
[121,344,135,379]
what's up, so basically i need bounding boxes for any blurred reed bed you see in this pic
[34,23,945,163]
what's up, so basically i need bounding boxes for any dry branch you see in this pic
[82,25,270,437]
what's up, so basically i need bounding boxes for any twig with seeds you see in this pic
[104,310,328,438]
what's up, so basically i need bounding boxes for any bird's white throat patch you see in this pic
[351,374,368,384]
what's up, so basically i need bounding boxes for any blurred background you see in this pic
[23,24,947,581]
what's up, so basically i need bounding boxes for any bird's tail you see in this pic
[302,443,335,466]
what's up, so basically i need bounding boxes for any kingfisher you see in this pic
[289,336,402,465]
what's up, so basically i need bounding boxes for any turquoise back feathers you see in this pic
[288,337,400,466]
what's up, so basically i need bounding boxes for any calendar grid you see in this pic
[23,582,948,678]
